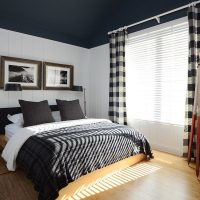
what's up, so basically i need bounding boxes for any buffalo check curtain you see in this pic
[109,30,127,125]
[184,6,200,157]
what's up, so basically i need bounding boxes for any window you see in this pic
[126,18,188,125]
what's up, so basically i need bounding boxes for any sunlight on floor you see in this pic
[61,163,161,200]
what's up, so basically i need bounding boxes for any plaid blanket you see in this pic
[16,121,153,200]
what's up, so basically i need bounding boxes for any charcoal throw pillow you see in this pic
[19,100,55,127]
[56,99,85,121]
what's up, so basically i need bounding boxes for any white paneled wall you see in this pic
[0,28,90,112]
[88,43,184,156]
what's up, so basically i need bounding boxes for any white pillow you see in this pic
[7,113,24,125]
[7,111,61,125]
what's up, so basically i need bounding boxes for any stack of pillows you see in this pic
[8,99,85,127]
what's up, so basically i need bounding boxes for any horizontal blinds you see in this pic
[126,21,188,125]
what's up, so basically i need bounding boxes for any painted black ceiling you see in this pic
[0,0,194,48]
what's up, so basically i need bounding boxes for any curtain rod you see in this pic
[107,0,200,35]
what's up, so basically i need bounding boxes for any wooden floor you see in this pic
[0,150,200,200]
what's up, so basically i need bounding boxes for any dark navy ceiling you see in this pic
[0,0,193,48]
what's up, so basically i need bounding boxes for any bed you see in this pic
[0,105,153,200]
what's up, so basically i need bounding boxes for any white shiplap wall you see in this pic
[0,28,90,112]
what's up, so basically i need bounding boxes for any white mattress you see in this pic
[5,124,23,139]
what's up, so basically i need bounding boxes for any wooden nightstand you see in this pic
[0,135,8,151]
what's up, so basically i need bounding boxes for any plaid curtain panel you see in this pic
[184,6,200,157]
[109,30,127,125]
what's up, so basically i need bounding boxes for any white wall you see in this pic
[128,120,184,156]
[89,44,110,119]
[88,43,184,156]
[0,28,90,113]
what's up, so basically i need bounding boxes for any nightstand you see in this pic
[0,135,8,151]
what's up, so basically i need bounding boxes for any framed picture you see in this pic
[0,56,42,90]
[43,62,74,90]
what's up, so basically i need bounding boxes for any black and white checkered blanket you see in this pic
[16,121,153,200]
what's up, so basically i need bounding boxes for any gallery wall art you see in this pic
[0,56,42,90]
[43,62,74,90]
[0,56,74,91]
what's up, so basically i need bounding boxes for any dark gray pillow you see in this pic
[56,99,85,121]
[19,100,55,127]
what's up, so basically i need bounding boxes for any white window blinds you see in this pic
[126,19,188,125]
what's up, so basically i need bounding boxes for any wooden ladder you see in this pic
[188,114,200,177]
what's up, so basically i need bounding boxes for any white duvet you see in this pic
[2,118,111,171]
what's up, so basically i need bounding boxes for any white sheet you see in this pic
[5,124,23,139]
[1,118,111,171]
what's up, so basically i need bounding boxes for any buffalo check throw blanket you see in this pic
[16,121,153,200]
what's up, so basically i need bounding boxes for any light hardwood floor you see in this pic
[0,150,200,200]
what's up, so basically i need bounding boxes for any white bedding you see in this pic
[2,118,111,171]
[5,124,23,139]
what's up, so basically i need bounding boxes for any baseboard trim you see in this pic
[151,143,183,156]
